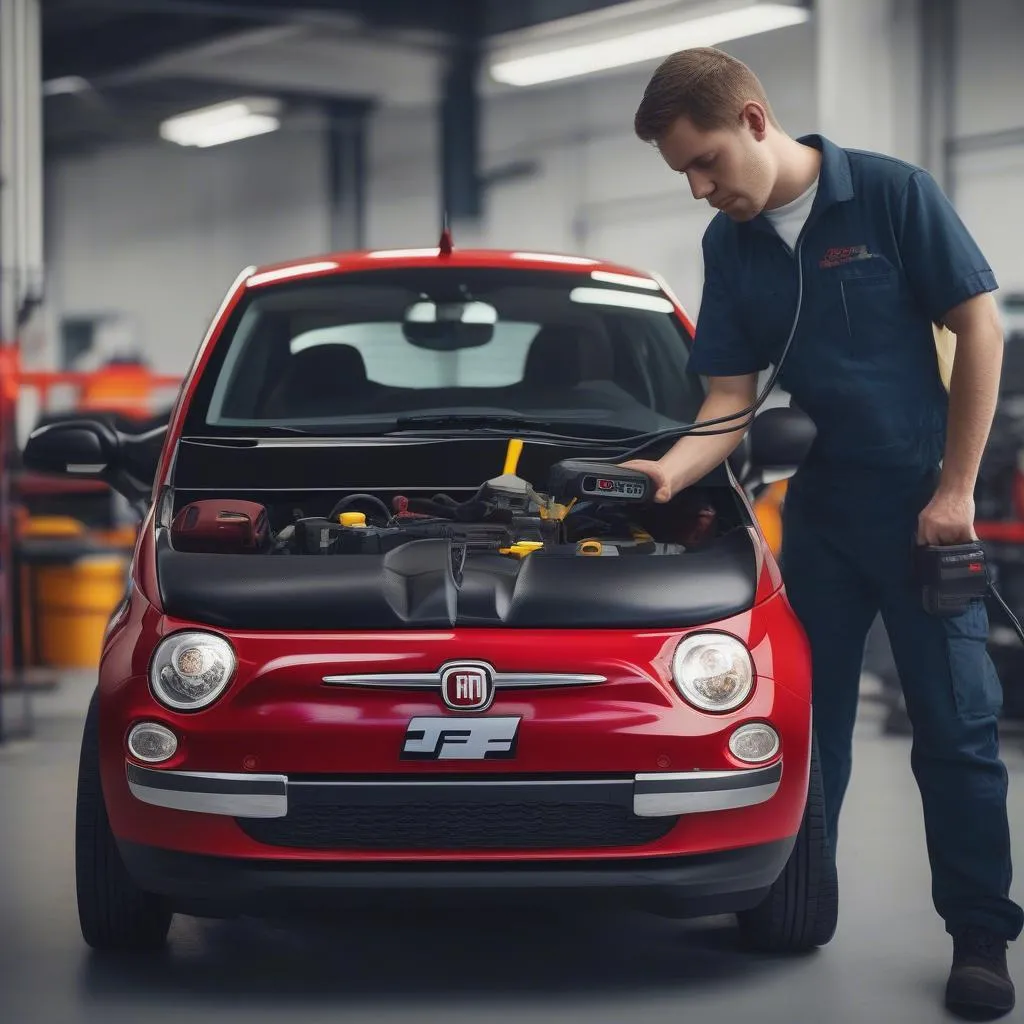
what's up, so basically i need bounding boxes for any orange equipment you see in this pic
[1,345,180,686]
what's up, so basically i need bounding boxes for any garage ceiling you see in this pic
[41,0,638,154]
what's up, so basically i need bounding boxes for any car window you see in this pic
[286,322,538,388]
[187,266,702,440]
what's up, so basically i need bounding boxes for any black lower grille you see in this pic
[237,800,675,851]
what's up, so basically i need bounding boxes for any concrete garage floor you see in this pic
[3,673,1024,1024]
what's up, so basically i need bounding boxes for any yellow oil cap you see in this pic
[339,511,367,527]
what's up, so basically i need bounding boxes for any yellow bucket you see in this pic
[20,515,86,538]
[34,556,129,668]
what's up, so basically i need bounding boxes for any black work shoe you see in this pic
[945,926,1015,1020]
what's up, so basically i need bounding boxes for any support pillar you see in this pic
[440,18,484,245]
[815,0,925,168]
[326,100,372,252]
[0,0,44,741]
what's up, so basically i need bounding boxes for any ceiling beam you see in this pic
[42,12,258,80]
[44,0,363,29]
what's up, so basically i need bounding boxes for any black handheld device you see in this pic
[547,460,652,504]
[912,541,989,616]
[913,539,1024,645]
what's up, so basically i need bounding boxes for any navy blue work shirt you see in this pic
[688,133,998,471]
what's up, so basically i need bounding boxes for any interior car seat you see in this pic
[522,325,585,390]
[262,343,374,419]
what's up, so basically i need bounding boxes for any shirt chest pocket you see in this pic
[834,255,900,352]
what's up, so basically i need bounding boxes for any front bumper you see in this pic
[118,835,796,919]
[127,760,783,821]
[124,760,785,857]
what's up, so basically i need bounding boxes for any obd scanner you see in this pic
[913,541,990,616]
[913,539,1024,646]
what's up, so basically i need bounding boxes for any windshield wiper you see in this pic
[393,413,551,430]
[391,413,650,443]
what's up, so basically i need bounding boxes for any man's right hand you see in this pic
[620,459,676,503]
[620,373,758,505]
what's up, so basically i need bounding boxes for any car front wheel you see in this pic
[735,734,838,952]
[75,690,173,951]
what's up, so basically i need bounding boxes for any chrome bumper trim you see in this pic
[322,672,606,689]
[633,762,783,816]
[126,763,288,818]
[126,760,782,820]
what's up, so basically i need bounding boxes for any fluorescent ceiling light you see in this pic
[43,75,90,97]
[160,97,281,148]
[591,270,661,290]
[571,287,674,312]
[490,1,810,87]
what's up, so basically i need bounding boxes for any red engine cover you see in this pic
[170,499,270,553]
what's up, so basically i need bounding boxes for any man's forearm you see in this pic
[661,390,752,492]
[939,307,1004,497]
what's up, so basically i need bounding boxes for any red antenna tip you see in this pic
[439,227,453,256]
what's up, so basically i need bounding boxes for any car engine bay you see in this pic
[169,438,732,560]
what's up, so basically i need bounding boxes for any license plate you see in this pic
[400,716,521,760]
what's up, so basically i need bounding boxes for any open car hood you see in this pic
[156,433,759,630]
[155,526,758,631]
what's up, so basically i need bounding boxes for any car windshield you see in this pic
[184,265,703,439]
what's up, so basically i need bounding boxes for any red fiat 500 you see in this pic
[24,243,833,954]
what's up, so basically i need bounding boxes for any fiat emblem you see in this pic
[440,662,494,712]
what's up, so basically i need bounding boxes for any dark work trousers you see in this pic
[780,462,1024,941]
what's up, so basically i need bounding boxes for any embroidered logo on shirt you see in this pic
[819,245,871,269]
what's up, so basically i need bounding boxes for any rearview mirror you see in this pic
[402,299,496,350]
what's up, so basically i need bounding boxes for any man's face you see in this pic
[657,111,776,221]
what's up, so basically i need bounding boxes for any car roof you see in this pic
[243,242,670,290]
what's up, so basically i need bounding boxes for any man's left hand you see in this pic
[917,488,977,545]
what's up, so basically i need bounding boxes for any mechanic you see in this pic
[623,46,1022,1019]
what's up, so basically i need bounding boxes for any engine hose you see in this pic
[328,493,392,522]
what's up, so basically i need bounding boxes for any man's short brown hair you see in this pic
[634,47,778,142]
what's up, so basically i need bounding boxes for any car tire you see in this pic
[734,734,838,953]
[76,689,173,951]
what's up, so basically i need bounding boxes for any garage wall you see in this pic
[42,1,1024,375]
[949,0,1024,294]
[45,108,332,373]
[366,22,818,320]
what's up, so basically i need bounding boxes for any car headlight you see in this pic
[671,633,754,713]
[150,631,236,711]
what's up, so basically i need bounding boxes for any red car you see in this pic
[24,239,833,955]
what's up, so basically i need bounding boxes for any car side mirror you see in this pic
[22,417,166,511]
[739,406,816,493]
[22,419,119,475]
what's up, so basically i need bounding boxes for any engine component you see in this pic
[171,500,270,553]
[291,514,558,556]
[263,437,720,560]
[678,497,718,548]
[479,437,546,514]
[328,493,392,524]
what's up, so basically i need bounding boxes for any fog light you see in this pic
[127,722,178,763]
[729,722,780,763]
